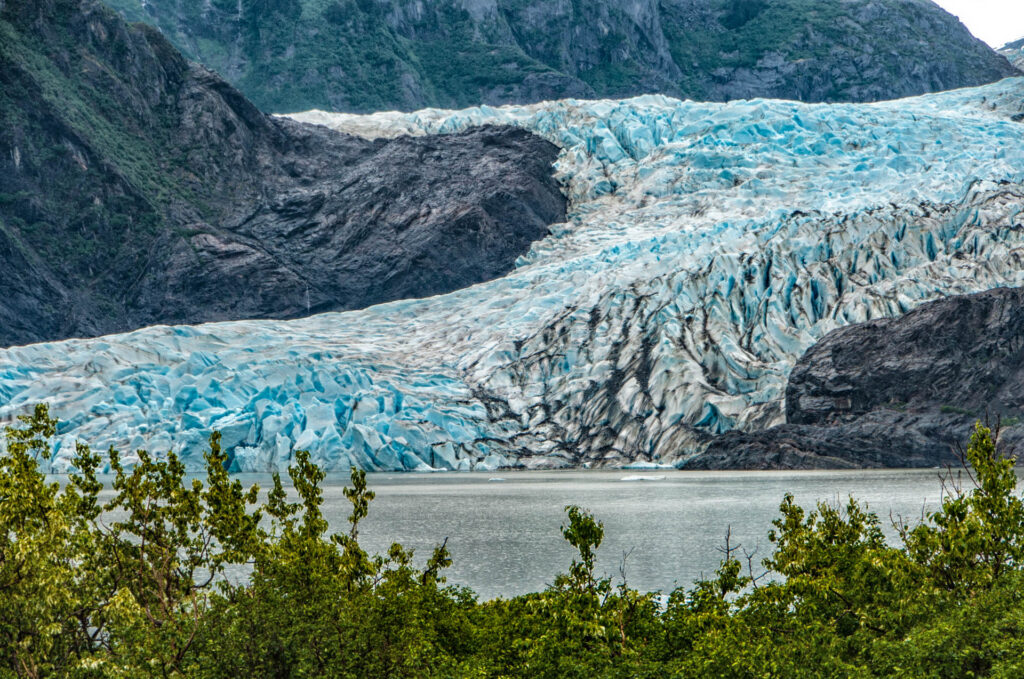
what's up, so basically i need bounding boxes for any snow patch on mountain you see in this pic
[5,79,1024,471]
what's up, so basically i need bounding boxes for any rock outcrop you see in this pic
[0,0,565,347]
[692,288,1024,469]
[103,0,1019,113]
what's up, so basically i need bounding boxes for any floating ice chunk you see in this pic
[621,461,675,470]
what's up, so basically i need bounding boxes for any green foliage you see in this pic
[201,454,473,679]
[903,423,1024,594]
[94,0,966,113]
[0,7,188,298]
[4,411,1024,677]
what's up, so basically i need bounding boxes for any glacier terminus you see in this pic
[3,78,1024,472]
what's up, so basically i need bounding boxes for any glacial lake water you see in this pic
[84,468,956,600]
[244,468,951,600]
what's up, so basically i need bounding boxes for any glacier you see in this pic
[3,79,1024,472]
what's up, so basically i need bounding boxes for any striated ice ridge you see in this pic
[4,79,1024,471]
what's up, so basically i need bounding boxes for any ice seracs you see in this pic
[5,79,1024,471]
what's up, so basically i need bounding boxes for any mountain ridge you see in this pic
[103,0,1019,113]
[1000,37,1024,71]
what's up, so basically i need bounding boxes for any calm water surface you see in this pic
[222,468,950,600]
[86,469,952,600]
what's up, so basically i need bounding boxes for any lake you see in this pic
[225,468,951,600]
[83,468,955,599]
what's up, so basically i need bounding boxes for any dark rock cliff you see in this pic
[102,0,1019,113]
[0,0,566,347]
[690,288,1024,469]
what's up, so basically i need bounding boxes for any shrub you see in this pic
[2,407,1024,677]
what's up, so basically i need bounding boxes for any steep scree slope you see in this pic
[3,79,1024,471]
[0,0,565,347]
[103,0,1018,113]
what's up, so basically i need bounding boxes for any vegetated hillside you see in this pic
[693,287,1024,469]
[0,0,566,348]
[101,0,1019,113]
[1001,37,1024,71]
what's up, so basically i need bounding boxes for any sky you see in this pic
[932,0,1024,49]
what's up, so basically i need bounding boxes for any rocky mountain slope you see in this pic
[4,77,1024,472]
[1001,38,1024,71]
[0,0,565,348]
[693,288,1024,469]
[103,0,1018,113]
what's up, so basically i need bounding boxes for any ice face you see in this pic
[5,79,1024,471]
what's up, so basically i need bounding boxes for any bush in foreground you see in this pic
[2,406,1024,677]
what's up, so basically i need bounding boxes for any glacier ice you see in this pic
[5,79,1024,471]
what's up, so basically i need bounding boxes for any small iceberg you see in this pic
[488,477,507,482]
[621,460,675,470]
[620,475,666,482]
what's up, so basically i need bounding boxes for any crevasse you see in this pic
[4,79,1024,471]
